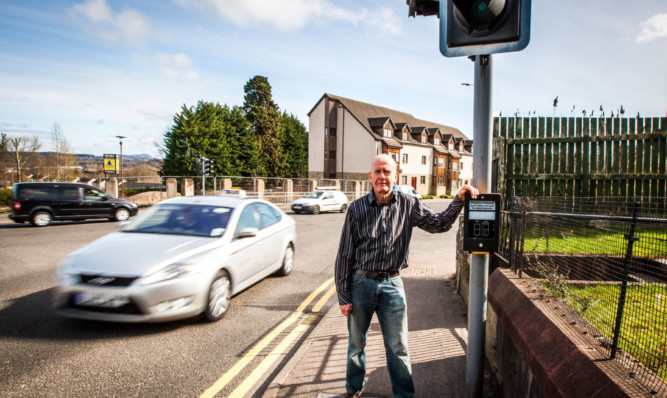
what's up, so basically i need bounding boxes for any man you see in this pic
[335,154,478,398]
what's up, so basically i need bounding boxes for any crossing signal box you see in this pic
[463,193,501,253]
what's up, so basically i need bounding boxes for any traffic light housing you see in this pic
[193,158,201,175]
[440,0,531,57]
[203,158,212,175]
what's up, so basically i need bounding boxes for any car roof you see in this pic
[156,195,274,209]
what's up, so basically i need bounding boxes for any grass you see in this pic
[544,282,667,380]
[523,225,667,257]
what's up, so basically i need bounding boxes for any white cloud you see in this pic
[157,53,200,82]
[636,13,667,43]
[69,0,156,46]
[174,0,401,35]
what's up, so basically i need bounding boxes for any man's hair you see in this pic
[370,154,397,171]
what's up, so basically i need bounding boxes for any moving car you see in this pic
[9,182,138,226]
[393,185,422,199]
[291,188,348,214]
[54,193,296,323]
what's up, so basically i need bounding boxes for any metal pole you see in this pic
[466,54,493,398]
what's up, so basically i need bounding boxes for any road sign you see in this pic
[103,154,119,175]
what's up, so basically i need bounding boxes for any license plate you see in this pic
[293,205,301,209]
[73,292,129,308]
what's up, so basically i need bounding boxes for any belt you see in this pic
[355,269,400,280]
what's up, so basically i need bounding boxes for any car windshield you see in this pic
[121,204,232,237]
[303,191,324,199]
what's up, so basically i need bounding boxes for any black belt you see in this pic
[355,269,400,280]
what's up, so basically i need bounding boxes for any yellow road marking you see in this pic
[312,285,336,313]
[199,277,334,398]
[228,316,314,398]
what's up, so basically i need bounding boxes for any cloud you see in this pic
[156,53,200,82]
[636,13,667,43]
[174,0,401,35]
[69,0,156,46]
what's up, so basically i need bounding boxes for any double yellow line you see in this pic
[200,277,337,398]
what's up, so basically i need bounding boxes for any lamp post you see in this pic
[115,136,126,198]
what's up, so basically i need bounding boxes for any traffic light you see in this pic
[193,158,201,175]
[203,158,212,175]
[440,0,531,57]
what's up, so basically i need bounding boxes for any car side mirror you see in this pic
[236,227,258,239]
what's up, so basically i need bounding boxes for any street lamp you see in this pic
[116,135,126,198]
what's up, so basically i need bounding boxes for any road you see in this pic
[0,200,455,397]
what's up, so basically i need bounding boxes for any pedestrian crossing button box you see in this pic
[463,193,501,253]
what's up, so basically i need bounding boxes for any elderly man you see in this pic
[335,154,478,398]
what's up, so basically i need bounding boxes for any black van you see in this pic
[9,182,139,227]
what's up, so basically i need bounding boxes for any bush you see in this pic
[439,194,456,199]
[422,195,435,199]
[0,188,12,207]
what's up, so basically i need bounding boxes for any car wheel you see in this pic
[203,270,231,322]
[311,205,320,215]
[293,210,300,214]
[276,245,294,276]
[31,211,52,227]
[340,204,347,213]
[114,207,131,221]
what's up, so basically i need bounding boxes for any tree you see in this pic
[279,112,308,178]
[0,133,8,185]
[7,135,41,182]
[49,123,78,181]
[242,76,285,177]
[160,101,259,178]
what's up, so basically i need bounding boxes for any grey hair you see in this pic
[370,154,398,171]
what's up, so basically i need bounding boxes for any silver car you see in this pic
[54,195,296,323]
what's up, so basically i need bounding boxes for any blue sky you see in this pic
[1,0,666,158]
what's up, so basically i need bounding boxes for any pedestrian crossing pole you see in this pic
[466,54,493,398]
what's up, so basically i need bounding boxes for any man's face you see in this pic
[369,156,397,197]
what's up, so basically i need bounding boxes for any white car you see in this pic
[291,189,348,214]
[393,185,422,199]
[54,194,295,323]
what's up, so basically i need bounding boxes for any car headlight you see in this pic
[55,256,79,285]
[141,263,203,285]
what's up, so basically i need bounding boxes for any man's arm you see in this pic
[334,204,357,311]
[413,184,478,233]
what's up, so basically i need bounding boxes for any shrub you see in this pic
[0,188,12,207]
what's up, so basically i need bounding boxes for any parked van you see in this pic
[291,188,348,214]
[9,182,139,227]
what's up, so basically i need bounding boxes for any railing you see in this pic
[497,196,667,395]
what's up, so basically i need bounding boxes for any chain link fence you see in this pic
[496,196,667,395]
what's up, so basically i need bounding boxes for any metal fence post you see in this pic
[610,199,640,359]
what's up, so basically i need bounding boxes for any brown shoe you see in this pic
[343,387,364,397]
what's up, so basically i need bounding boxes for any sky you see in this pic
[1,0,666,158]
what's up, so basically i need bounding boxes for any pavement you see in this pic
[262,222,501,398]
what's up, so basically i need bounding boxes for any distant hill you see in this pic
[36,152,157,161]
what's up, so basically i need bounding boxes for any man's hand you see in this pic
[457,184,479,200]
[340,304,352,317]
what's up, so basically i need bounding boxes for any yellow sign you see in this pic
[103,154,119,174]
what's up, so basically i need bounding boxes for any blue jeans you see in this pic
[346,272,415,398]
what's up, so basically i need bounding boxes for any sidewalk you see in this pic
[263,227,501,397]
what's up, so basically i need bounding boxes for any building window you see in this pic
[421,156,426,165]
[460,162,463,169]
[420,176,426,184]
[402,132,407,140]
[452,162,459,170]
[438,157,444,165]
[324,151,327,159]
[390,153,398,163]
[449,143,454,150]
[330,150,336,159]
[434,138,440,145]
[330,128,337,136]
[384,128,392,138]
[325,128,328,136]
[421,135,426,144]
[402,176,407,185]
[402,154,408,163]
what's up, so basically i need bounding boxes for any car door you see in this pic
[226,204,264,286]
[321,192,335,211]
[57,185,84,219]
[254,203,285,270]
[82,187,113,218]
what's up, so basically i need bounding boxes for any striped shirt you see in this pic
[334,190,464,305]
